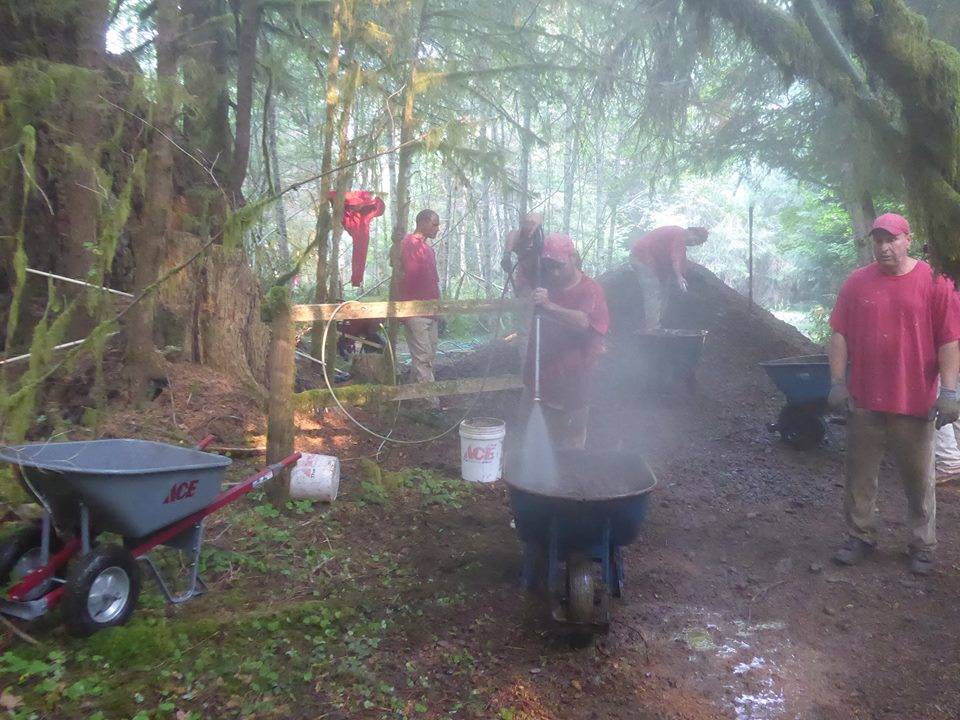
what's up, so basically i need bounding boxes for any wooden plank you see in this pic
[291,298,532,323]
[294,374,525,411]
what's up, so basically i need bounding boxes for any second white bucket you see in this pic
[459,417,506,483]
[289,453,340,501]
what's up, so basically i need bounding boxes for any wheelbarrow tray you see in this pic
[759,354,830,406]
[506,450,656,554]
[0,440,232,538]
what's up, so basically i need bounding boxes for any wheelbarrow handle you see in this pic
[129,452,302,558]
[196,435,216,451]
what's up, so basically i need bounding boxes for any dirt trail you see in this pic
[374,262,960,719]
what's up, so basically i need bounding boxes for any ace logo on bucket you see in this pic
[163,479,199,504]
[464,443,497,463]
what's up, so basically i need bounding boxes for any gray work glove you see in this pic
[827,380,850,412]
[935,387,960,429]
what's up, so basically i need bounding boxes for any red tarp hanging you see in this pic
[328,190,386,286]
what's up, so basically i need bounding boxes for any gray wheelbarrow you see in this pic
[0,436,300,636]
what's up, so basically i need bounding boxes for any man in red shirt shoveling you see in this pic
[828,213,960,575]
[629,225,709,329]
[526,233,610,448]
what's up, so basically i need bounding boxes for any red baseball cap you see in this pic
[870,213,911,237]
[541,233,576,262]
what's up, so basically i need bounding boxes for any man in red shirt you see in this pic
[526,233,610,448]
[399,209,442,406]
[629,225,709,329]
[828,213,960,574]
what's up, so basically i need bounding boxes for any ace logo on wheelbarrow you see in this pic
[162,479,199,504]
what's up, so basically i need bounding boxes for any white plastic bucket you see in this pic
[459,417,506,483]
[289,453,340,502]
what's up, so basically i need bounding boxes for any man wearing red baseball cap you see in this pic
[526,233,610,448]
[827,212,960,574]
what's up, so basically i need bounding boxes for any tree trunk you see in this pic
[518,101,533,218]
[59,0,108,331]
[844,190,877,267]
[125,0,179,404]
[328,61,361,303]
[440,174,454,295]
[230,0,261,207]
[266,87,290,266]
[310,0,344,355]
[181,0,232,223]
[479,134,494,298]
[606,201,618,269]
[562,106,577,235]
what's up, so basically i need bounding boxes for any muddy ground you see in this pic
[2,264,960,719]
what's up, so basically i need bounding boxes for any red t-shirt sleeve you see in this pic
[931,277,960,347]
[829,278,852,336]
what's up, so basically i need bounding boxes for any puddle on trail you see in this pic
[673,612,793,720]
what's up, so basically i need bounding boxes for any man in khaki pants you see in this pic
[399,209,442,408]
[828,213,960,575]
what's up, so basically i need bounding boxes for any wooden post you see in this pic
[265,286,296,506]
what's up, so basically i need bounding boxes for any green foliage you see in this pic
[84,621,180,669]
[223,195,277,251]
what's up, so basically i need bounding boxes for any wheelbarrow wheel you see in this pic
[777,406,827,451]
[566,554,595,625]
[62,545,140,637]
[0,525,61,598]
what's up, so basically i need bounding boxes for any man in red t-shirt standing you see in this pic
[629,225,709,329]
[828,213,960,575]
[399,209,442,406]
[526,233,610,448]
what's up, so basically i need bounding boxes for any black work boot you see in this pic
[832,537,875,566]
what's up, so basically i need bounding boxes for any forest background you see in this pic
[3,0,960,445]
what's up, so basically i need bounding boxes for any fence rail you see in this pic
[290,297,530,322]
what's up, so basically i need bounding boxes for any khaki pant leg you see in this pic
[845,408,886,545]
[888,414,937,551]
[630,259,663,330]
[403,317,437,383]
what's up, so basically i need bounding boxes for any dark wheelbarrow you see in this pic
[760,354,837,450]
[506,450,656,632]
[637,328,708,391]
[0,437,300,636]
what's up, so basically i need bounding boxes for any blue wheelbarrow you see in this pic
[506,450,656,631]
[760,354,835,450]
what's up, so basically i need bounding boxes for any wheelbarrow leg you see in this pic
[547,517,560,599]
[139,522,207,604]
[600,520,612,590]
[520,542,543,592]
[612,546,624,598]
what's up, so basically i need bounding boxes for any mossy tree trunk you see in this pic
[229,0,261,208]
[59,0,109,333]
[125,0,179,404]
[310,0,344,356]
